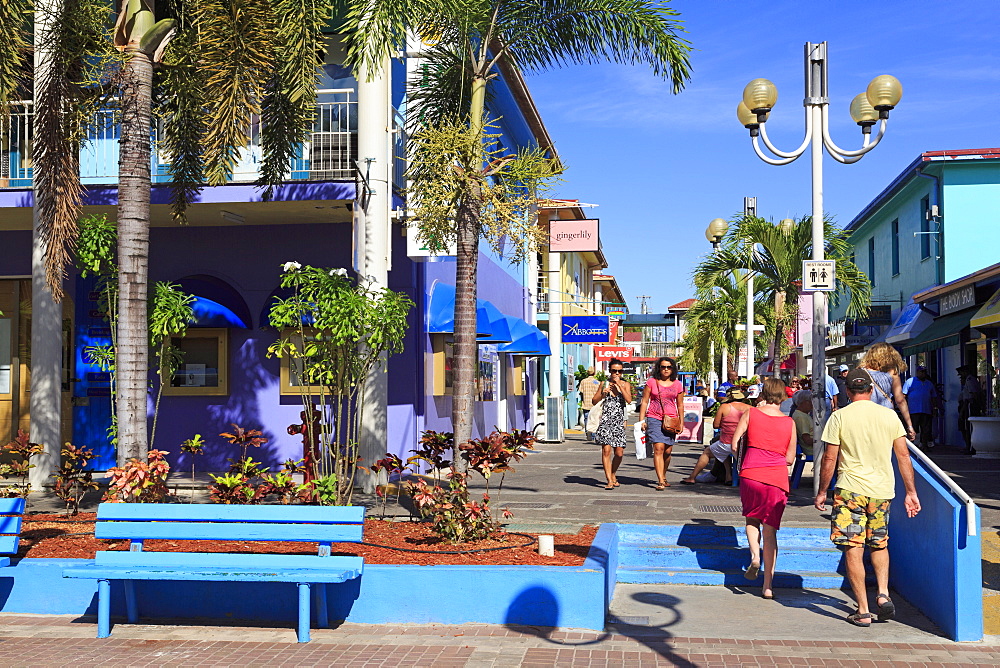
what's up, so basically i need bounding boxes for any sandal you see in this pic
[654,483,666,491]
[847,611,873,627]
[680,479,696,485]
[604,483,615,490]
[612,481,620,487]
[876,593,896,621]
[744,562,759,580]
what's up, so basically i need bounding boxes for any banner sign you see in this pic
[549,219,599,252]
[609,320,620,344]
[677,396,704,443]
[562,315,610,343]
[856,304,892,326]
[593,346,632,361]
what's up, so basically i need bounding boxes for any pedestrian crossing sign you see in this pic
[802,260,836,292]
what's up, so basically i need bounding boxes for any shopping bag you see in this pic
[633,422,647,460]
[586,399,604,432]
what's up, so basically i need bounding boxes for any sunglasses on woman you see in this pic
[610,368,623,374]
[659,365,673,370]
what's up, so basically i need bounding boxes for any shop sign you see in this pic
[562,315,610,343]
[856,305,892,326]
[940,285,976,315]
[827,320,846,349]
[549,219,599,252]
[593,346,632,361]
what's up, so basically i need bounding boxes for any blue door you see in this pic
[71,275,116,469]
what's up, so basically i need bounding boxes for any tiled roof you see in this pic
[668,299,696,310]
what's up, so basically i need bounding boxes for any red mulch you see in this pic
[17,513,597,566]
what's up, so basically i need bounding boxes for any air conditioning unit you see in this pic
[542,395,564,442]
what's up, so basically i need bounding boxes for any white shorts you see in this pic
[709,440,733,462]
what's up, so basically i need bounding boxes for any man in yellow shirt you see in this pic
[815,368,920,628]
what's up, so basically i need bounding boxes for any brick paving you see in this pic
[1,615,997,667]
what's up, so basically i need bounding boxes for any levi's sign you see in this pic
[594,346,632,361]
[562,315,610,343]
[549,219,600,252]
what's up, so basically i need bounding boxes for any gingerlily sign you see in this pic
[549,219,599,253]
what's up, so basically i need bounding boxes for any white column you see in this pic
[547,246,562,402]
[358,55,391,492]
[29,0,62,489]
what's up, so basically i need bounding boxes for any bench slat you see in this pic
[93,550,363,571]
[95,521,363,543]
[0,557,8,568]
[96,504,364,524]
[0,516,22,534]
[63,565,362,583]
[0,535,18,554]
[0,498,25,514]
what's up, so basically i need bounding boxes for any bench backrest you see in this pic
[95,503,364,554]
[0,498,25,556]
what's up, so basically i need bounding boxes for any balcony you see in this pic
[1,89,406,191]
[633,342,683,359]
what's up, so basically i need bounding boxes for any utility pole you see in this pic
[637,295,651,314]
[744,197,756,378]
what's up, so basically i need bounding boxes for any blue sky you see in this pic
[524,0,999,314]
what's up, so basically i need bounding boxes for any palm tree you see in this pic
[694,214,871,367]
[344,0,693,452]
[6,0,337,462]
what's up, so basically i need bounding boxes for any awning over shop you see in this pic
[901,310,974,357]
[884,299,934,345]
[476,302,514,343]
[498,319,551,356]
[176,276,252,328]
[426,281,493,337]
[971,288,1000,329]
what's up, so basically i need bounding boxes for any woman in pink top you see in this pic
[681,387,750,485]
[637,357,684,490]
[730,377,797,599]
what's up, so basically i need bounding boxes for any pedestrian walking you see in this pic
[637,356,684,490]
[730,378,797,599]
[858,343,916,441]
[814,368,921,628]
[592,359,632,490]
[578,367,601,441]
[681,387,749,486]
[957,364,984,455]
[902,366,936,449]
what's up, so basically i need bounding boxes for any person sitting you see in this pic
[791,391,815,457]
[681,388,750,485]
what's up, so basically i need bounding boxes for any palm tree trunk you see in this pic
[116,48,153,463]
[450,76,489,467]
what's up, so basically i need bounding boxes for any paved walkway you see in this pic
[12,428,1000,665]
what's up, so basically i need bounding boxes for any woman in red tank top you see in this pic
[730,378,797,599]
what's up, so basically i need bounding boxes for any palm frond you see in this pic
[0,0,32,119]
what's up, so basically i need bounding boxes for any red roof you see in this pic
[668,299,696,310]
[623,332,642,342]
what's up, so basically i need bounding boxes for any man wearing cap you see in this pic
[903,366,937,450]
[835,364,851,408]
[815,368,920,628]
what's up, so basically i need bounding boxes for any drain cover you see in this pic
[608,616,650,626]
[592,500,649,506]
[502,502,553,509]
[700,505,743,513]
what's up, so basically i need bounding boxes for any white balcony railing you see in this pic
[1,90,406,190]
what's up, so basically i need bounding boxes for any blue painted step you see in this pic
[616,524,850,589]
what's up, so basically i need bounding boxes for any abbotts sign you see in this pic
[562,315,610,343]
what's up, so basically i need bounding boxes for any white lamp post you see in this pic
[739,42,901,494]
[705,217,730,393]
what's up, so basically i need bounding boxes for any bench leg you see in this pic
[297,583,311,643]
[97,579,111,638]
[316,583,328,628]
[124,581,138,624]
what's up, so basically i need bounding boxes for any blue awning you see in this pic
[477,302,514,343]
[426,281,493,337]
[175,276,251,328]
[190,296,250,328]
[884,298,934,345]
[498,319,550,356]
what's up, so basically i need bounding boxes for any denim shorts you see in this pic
[645,417,676,445]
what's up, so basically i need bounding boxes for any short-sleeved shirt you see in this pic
[821,399,905,499]
[824,375,839,410]
[791,410,814,456]
[902,377,934,414]
[645,378,682,419]
[579,376,601,410]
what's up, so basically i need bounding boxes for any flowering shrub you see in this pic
[104,450,172,503]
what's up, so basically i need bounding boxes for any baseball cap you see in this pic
[916,365,927,372]
[837,364,849,372]
[845,368,873,392]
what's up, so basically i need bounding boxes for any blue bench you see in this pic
[0,498,25,566]
[63,503,365,642]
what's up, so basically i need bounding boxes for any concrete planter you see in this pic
[969,416,1000,457]
[0,525,618,632]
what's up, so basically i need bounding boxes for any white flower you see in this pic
[329,268,348,277]
[282,261,302,272]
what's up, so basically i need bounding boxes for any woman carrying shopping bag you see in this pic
[592,359,632,490]
[637,356,684,490]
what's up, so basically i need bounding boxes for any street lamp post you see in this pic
[738,42,901,495]
[705,217,730,393]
